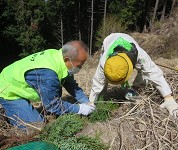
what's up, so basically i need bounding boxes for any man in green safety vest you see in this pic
[0,41,95,128]
[89,33,178,118]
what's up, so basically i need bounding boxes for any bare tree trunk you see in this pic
[152,0,159,23]
[161,0,167,21]
[56,13,63,47]
[103,0,107,37]
[61,13,64,46]
[89,0,94,55]
[143,0,151,32]
[170,0,176,16]
[78,1,81,40]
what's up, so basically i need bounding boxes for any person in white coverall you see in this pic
[89,33,178,117]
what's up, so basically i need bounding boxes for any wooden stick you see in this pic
[13,115,42,131]
[156,62,178,71]
[0,113,42,131]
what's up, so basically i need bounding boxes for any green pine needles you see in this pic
[40,99,118,149]
[40,114,108,150]
[57,136,108,150]
[89,98,119,123]
[77,136,108,150]
[40,114,84,141]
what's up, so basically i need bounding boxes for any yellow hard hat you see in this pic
[104,53,133,84]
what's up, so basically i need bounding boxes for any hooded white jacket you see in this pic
[89,33,172,102]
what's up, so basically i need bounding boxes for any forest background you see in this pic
[1,1,178,149]
[0,0,177,70]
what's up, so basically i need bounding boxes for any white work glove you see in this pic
[77,103,96,116]
[160,96,178,117]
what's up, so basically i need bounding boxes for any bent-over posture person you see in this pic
[89,33,178,117]
[0,41,95,128]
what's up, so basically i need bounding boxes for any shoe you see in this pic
[125,88,142,101]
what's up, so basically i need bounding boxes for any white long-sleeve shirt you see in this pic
[89,33,172,102]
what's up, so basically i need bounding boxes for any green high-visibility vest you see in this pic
[0,49,68,101]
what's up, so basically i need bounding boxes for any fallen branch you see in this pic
[0,113,42,131]
[13,115,42,131]
[136,142,153,150]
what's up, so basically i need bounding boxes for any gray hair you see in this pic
[62,41,88,61]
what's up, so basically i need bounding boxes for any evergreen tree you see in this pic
[2,0,46,57]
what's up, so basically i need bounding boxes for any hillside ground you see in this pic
[1,7,178,150]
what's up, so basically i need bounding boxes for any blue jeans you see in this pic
[0,68,87,128]
[0,98,44,128]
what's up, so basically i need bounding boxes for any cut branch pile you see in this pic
[79,71,178,150]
